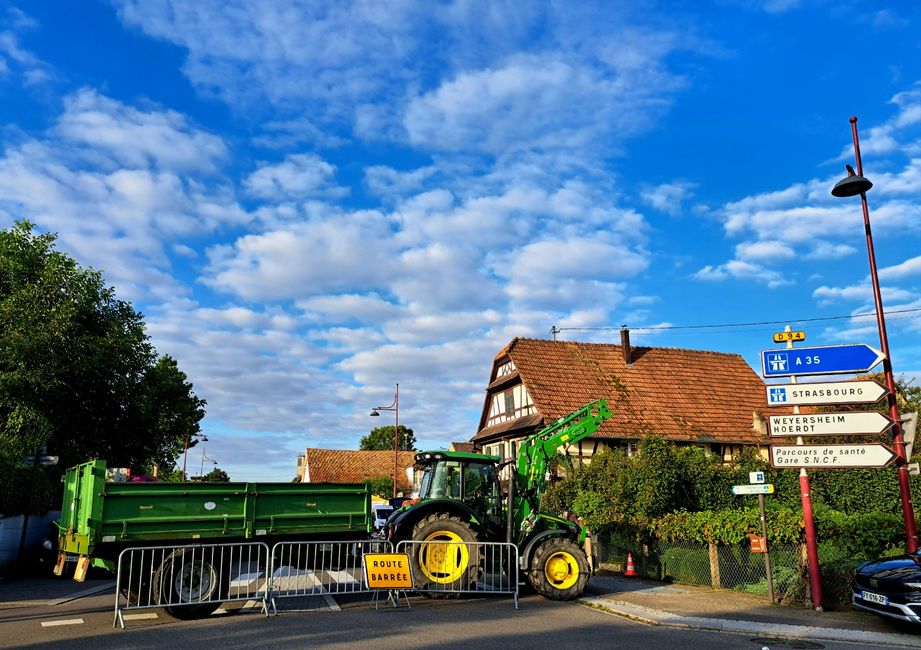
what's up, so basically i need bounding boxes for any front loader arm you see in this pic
[512,398,612,529]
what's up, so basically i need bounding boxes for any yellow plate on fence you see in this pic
[363,553,413,589]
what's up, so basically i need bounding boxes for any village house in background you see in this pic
[297,449,418,495]
[472,334,770,465]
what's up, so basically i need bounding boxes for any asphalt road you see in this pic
[0,586,909,650]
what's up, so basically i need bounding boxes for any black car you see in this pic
[852,552,921,624]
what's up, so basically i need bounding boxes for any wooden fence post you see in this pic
[709,542,721,588]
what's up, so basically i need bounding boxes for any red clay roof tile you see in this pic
[305,449,415,489]
[484,338,770,444]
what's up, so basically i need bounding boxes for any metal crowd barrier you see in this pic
[114,542,271,628]
[114,538,519,626]
[268,539,393,612]
[396,540,519,609]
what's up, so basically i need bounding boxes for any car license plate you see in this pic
[862,590,889,605]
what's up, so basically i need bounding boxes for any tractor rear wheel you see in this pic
[410,513,480,594]
[528,537,589,600]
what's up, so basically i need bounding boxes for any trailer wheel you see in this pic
[410,513,481,594]
[153,549,229,619]
[528,537,589,600]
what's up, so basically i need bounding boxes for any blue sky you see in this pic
[1,1,919,482]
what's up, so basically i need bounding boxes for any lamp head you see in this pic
[832,164,872,197]
[370,410,380,417]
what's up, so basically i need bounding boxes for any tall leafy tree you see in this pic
[359,424,416,451]
[0,221,206,512]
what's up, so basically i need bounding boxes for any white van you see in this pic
[371,504,395,530]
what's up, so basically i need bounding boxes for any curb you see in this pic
[577,595,921,648]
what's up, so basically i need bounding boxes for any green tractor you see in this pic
[385,398,612,600]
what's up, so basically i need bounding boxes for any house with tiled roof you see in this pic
[297,448,417,494]
[472,334,771,465]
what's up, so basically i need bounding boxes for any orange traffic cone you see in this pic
[624,552,637,577]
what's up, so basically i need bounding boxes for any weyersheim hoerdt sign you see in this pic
[765,380,888,407]
[768,412,893,437]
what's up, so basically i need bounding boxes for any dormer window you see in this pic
[486,383,534,427]
[496,359,516,377]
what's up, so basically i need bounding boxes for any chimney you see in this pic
[621,326,632,365]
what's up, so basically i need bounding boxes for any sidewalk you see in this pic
[582,574,921,647]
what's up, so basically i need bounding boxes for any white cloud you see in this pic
[497,236,647,309]
[694,260,790,288]
[0,7,51,85]
[812,283,915,305]
[0,90,245,302]
[640,181,697,216]
[203,210,398,301]
[734,240,794,262]
[56,90,228,173]
[244,153,348,200]
[404,49,684,157]
[880,255,921,280]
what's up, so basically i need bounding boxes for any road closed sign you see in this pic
[363,553,413,589]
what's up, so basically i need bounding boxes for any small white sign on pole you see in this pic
[749,471,765,484]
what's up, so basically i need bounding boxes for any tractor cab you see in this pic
[415,451,502,521]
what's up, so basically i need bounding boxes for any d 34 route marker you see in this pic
[770,443,897,469]
[768,411,894,437]
[765,380,888,407]
[761,344,884,378]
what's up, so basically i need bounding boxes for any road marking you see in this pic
[41,618,84,627]
[122,613,158,621]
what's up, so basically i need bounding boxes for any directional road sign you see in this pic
[768,411,894,437]
[732,484,775,495]
[765,380,888,407]
[769,444,897,469]
[761,344,885,378]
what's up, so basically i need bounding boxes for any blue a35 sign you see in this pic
[761,344,885,378]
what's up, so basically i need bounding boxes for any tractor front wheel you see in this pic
[528,537,589,600]
[410,513,480,594]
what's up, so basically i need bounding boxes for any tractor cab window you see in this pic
[424,461,462,499]
[463,462,499,510]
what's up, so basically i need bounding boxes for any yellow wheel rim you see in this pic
[544,551,579,590]
[420,530,469,584]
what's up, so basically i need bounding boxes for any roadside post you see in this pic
[732,476,774,602]
[765,326,823,611]
[830,116,917,553]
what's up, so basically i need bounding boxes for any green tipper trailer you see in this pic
[56,460,372,575]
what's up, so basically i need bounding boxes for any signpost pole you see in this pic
[784,326,823,611]
[840,117,917,553]
[757,493,774,603]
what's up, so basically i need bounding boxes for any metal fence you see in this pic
[268,539,393,612]
[594,534,817,605]
[114,538,520,627]
[114,542,271,628]
[396,540,519,608]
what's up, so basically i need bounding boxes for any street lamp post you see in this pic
[831,116,918,553]
[370,383,400,499]
[200,447,217,479]
[182,433,207,481]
